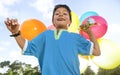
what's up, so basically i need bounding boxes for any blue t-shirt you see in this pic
[23,30,93,75]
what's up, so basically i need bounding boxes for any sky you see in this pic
[0,0,120,73]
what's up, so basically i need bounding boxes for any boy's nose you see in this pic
[59,14,63,16]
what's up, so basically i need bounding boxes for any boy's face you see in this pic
[53,7,71,29]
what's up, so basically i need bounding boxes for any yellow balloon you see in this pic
[78,55,89,74]
[91,38,120,69]
[68,12,80,33]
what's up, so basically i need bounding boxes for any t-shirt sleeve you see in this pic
[75,34,94,55]
[22,31,46,58]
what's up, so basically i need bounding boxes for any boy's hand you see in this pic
[80,22,96,34]
[4,18,20,34]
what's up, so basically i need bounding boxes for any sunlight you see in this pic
[89,59,99,74]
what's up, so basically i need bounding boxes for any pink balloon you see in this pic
[80,16,108,39]
[47,25,56,30]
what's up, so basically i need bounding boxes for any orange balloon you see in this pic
[20,19,47,40]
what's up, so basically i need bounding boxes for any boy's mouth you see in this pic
[57,18,65,21]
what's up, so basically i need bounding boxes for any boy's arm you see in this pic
[4,18,25,50]
[87,29,101,56]
[14,33,25,50]
[80,25,101,56]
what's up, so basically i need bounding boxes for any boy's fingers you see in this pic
[4,20,10,26]
[7,18,9,21]
[14,19,18,25]
[7,18,12,24]
[11,19,15,25]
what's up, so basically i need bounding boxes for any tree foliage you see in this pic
[0,60,120,75]
[81,65,120,75]
[81,66,95,75]
[0,60,41,75]
[97,65,120,75]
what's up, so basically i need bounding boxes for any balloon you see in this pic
[80,16,108,39]
[80,11,98,24]
[68,12,79,33]
[20,19,47,40]
[47,25,56,30]
[91,38,120,69]
[78,55,89,74]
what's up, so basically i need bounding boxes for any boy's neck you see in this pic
[56,28,67,34]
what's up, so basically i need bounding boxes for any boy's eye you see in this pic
[54,12,68,16]
[55,13,59,15]
[63,13,68,15]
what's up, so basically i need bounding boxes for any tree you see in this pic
[0,61,10,68]
[97,65,120,75]
[0,60,41,75]
[81,66,95,75]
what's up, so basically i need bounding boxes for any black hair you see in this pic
[52,4,72,22]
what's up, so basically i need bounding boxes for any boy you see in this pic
[5,4,100,75]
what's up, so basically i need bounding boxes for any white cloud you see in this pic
[20,56,39,67]
[9,50,39,67]
[109,24,120,33]
[0,41,11,46]
[0,40,38,67]
[104,23,120,36]
[0,47,5,51]
[9,50,21,58]
[0,0,20,17]
[30,0,55,19]
[0,41,11,51]
[0,57,5,62]
[103,23,120,45]
[0,4,9,17]
[0,0,20,5]
[0,26,3,30]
